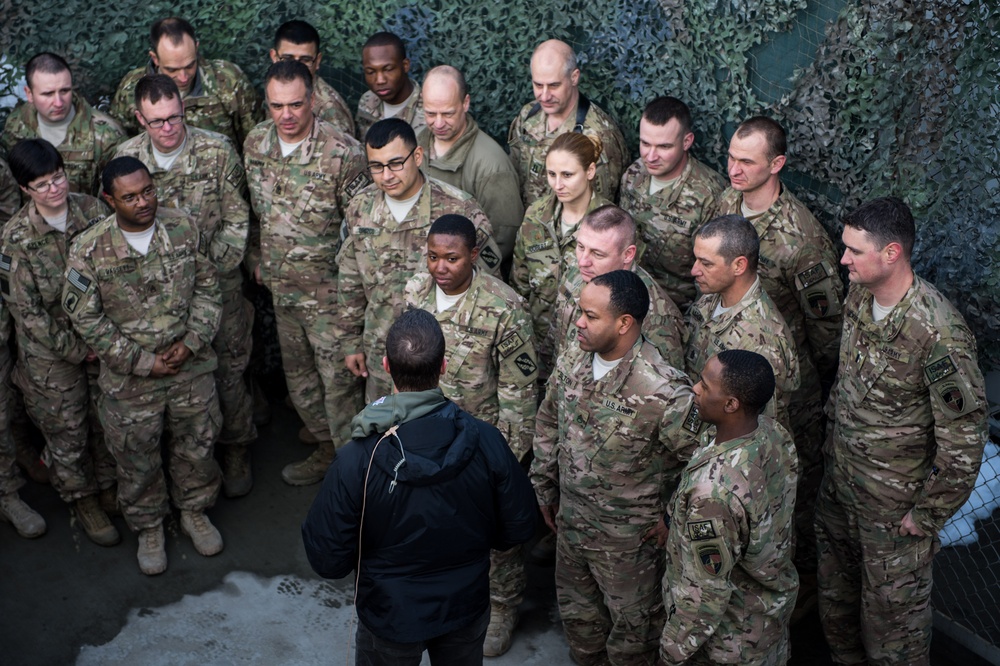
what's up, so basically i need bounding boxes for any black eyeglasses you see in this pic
[367,147,416,174]
[139,111,185,129]
[26,171,67,193]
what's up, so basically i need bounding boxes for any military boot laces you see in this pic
[0,491,47,538]
[137,525,167,576]
[483,602,519,657]
[75,495,120,547]
[222,446,253,498]
[180,510,224,557]
[281,441,335,486]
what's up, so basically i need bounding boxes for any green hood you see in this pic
[350,388,449,439]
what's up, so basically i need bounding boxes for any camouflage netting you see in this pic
[1,0,997,368]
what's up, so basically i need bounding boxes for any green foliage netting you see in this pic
[2,0,998,367]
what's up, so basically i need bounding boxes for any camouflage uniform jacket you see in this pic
[114,126,248,290]
[661,417,799,665]
[313,77,356,138]
[111,58,261,149]
[244,117,371,308]
[552,262,686,371]
[337,177,501,380]
[62,208,221,399]
[417,116,524,261]
[511,192,611,372]
[0,193,107,363]
[715,185,843,386]
[0,159,20,223]
[621,155,725,308]
[685,278,800,429]
[404,270,538,460]
[507,95,628,207]
[0,94,125,196]
[828,279,987,534]
[530,338,702,551]
[354,80,425,141]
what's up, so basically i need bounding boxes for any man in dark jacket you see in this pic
[302,308,538,665]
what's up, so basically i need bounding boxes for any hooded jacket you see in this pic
[301,388,537,642]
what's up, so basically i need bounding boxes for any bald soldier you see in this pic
[1,52,125,196]
[507,39,627,207]
[355,32,425,141]
[268,20,355,137]
[417,66,523,265]
[111,17,261,149]
[620,96,725,308]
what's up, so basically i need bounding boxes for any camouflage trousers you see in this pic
[555,534,664,666]
[0,356,23,495]
[814,477,935,666]
[102,372,222,532]
[490,544,526,609]
[275,305,364,444]
[789,384,825,573]
[214,282,257,447]
[13,355,115,502]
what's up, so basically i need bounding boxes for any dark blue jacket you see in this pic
[301,389,537,642]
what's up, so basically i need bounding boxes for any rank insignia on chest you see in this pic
[688,520,717,541]
[697,544,723,576]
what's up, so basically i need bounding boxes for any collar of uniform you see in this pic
[375,177,432,231]
[693,276,763,332]
[143,57,208,98]
[26,194,92,237]
[136,128,194,174]
[590,336,645,394]
[854,279,919,342]
[686,420,764,471]
[523,97,581,139]
[421,115,481,173]
[639,153,694,205]
[22,92,93,139]
[262,117,321,163]
[110,215,167,259]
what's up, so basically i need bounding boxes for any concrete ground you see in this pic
[0,400,991,665]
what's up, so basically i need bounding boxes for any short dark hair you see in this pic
[264,59,313,98]
[134,74,180,108]
[591,270,649,325]
[842,196,915,260]
[102,156,150,197]
[735,116,786,161]
[716,349,775,416]
[581,204,637,251]
[25,52,71,90]
[8,139,64,187]
[696,214,760,273]
[363,31,406,60]
[386,309,446,392]
[428,214,477,252]
[642,96,692,135]
[274,20,320,49]
[150,17,196,51]
[365,117,416,151]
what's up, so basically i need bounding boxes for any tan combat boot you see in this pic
[98,484,120,516]
[180,510,224,556]
[222,445,253,498]
[75,495,121,546]
[281,440,335,486]
[483,601,519,657]
[137,525,167,575]
[0,491,46,538]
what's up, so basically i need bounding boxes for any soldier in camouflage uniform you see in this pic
[64,157,224,575]
[0,159,20,222]
[403,215,537,657]
[816,198,988,666]
[507,40,627,207]
[531,271,701,666]
[339,118,501,402]
[417,66,524,267]
[355,32,425,141]
[620,96,725,309]
[1,53,125,196]
[660,350,799,665]
[268,20,355,137]
[715,116,843,584]
[511,132,612,376]
[1,138,119,546]
[684,215,800,431]
[111,17,261,150]
[0,267,47,539]
[550,204,685,370]
[244,60,372,487]
[114,74,255,497]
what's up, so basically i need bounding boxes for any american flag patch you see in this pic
[0,253,11,272]
[68,268,91,292]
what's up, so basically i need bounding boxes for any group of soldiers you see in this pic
[0,13,989,666]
